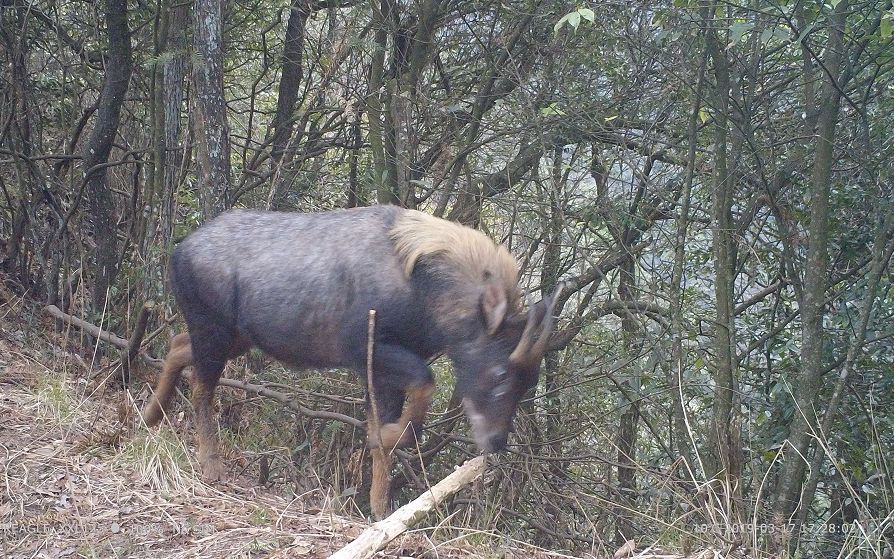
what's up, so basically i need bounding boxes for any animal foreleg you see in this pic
[363,343,436,452]
[378,382,435,451]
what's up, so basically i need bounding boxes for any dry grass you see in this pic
[0,355,594,559]
[0,296,623,559]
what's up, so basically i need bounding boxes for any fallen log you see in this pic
[328,455,486,559]
[45,304,130,348]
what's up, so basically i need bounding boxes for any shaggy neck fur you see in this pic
[390,209,521,333]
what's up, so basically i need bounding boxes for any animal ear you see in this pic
[480,282,508,334]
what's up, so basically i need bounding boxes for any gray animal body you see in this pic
[170,206,435,373]
[143,205,560,499]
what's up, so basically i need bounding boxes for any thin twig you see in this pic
[366,309,381,448]
[120,301,154,385]
[366,309,393,519]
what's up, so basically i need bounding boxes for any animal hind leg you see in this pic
[188,328,247,482]
[143,333,193,427]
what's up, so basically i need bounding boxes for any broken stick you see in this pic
[365,309,393,520]
[328,455,486,559]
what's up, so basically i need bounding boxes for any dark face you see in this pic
[453,284,562,453]
[454,318,542,453]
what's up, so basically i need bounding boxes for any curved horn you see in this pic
[528,282,563,357]
[509,300,545,364]
[510,282,564,364]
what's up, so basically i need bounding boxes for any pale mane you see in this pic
[390,209,520,302]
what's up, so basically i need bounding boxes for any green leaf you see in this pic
[553,13,571,34]
[881,14,892,39]
[540,103,565,116]
[699,107,710,123]
[555,6,596,34]
[729,21,752,45]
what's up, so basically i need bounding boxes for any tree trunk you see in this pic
[82,0,133,312]
[542,148,563,451]
[368,0,399,205]
[668,44,708,478]
[614,256,641,546]
[162,0,189,245]
[267,0,311,208]
[703,9,743,504]
[771,0,848,547]
[192,0,231,219]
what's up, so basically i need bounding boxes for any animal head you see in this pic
[390,210,563,452]
[453,286,563,452]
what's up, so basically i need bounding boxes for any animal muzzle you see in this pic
[462,398,511,453]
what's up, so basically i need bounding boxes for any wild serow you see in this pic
[142,206,561,495]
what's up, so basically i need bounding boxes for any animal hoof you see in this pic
[376,422,416,450]
[141,400,163,427]
[201,456,226,482]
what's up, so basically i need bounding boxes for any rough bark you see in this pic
[192,0,231,219]
[82,0,133,311]
[162,0,189,245]
[267,0,311,208]
[771,0,848,544]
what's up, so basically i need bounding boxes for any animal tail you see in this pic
[142,332,193,426]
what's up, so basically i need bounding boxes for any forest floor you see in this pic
[0,283,696,559]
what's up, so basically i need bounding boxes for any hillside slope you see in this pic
[0,292,583,559]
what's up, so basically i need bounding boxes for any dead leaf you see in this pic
[613,539,635,558]
[289,543,312,555]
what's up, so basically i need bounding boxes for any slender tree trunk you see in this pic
[346,113,363,208]
[192,0,231,219]
[381,7,413,207]
[267,0,311,208]
[161,0,188,246]
[771,1,848,547]
[668,44,708,478]
[149,0,170,250]
[368,0,399,205]
[703,8,743,505]
[82,0,132,311]
[615,255,641,547]
[542,147,563,454]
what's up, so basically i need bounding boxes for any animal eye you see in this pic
[491,367,510,399]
